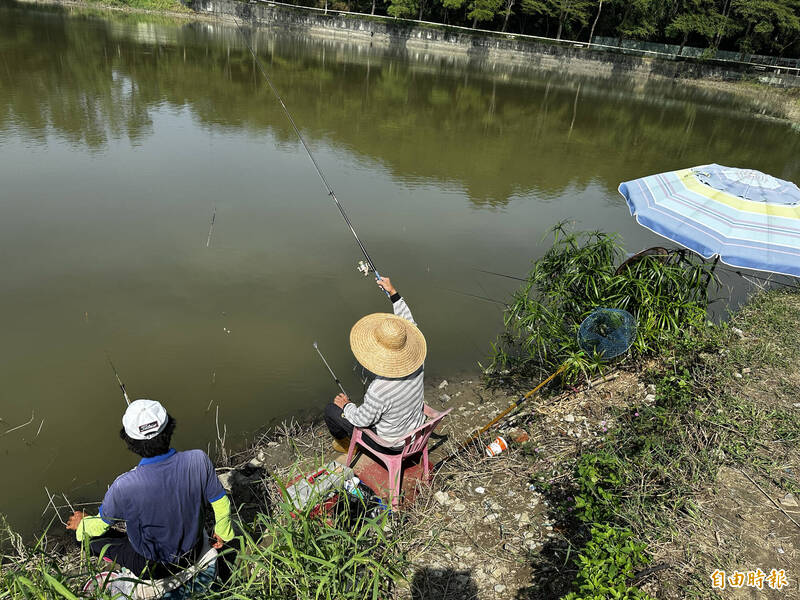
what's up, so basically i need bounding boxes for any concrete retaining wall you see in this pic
[189,0,800,88]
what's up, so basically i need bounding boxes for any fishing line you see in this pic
[232,17,384,287]
[476,261,798,289]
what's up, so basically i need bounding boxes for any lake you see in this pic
[1,0,798,534]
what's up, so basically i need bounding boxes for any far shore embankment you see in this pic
[191,0,800,86]
[21,0,800,125]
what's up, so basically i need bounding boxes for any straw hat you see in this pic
[349,313,426,378]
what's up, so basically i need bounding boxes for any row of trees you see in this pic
[301,0,800,58]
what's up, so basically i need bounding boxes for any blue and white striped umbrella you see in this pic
[619,164,800,277]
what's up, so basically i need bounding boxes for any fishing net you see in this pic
[578,308,637,360]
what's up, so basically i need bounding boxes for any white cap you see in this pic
[122,399,168,440]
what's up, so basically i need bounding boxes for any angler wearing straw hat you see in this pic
[325,276,427,454]
[65,399,235,579]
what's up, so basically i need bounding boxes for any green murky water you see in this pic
[1,0,798,533]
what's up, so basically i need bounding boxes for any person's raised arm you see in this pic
[376,276,414,324]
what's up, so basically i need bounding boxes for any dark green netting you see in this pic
[578,308,637,359]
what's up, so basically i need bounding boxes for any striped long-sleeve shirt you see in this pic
[342,294,425,447]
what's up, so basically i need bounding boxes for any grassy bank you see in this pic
[89,0,189,11]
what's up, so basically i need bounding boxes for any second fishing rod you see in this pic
[233,17,387,294]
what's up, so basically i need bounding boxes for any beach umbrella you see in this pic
[618,164,800,277]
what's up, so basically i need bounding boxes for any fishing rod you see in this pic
[434,364,566,470]
[474,268,527,282]
[105,352,131,406]
[439,287,507,306]
[232,17,386,292]
[313,341,347,396]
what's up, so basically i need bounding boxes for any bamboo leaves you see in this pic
[486,224,717,385]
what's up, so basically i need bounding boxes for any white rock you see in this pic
[452,503,466,512]
[781,493,799,507]
[439,393,451,403]
[732,327,745,338]
[218,472,232,490]
[438,380,449,389]
[494,584,507,593]
[519,512,531,526]
[564,414,575,423]
[644,394,656,403]
[434,491,450,506]
[484,513,498,523]
[735,372,743,379]
[475,486,486,494]
[247,457,264,468]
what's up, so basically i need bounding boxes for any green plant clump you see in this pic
[486,223,716,384]
[231,492,405,599]
[562,524,654,600]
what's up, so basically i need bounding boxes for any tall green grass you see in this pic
[215,491,406,599]
[0,490,406,599]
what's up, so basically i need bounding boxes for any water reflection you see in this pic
[2,0,798,207]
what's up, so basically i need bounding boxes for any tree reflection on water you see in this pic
[1,0,798,208]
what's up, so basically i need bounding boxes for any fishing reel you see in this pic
[356,260,372,277]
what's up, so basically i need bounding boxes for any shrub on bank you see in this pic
[485,223,716,385]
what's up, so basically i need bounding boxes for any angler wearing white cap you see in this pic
[324,276,427,454]
[66,399,235,578]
